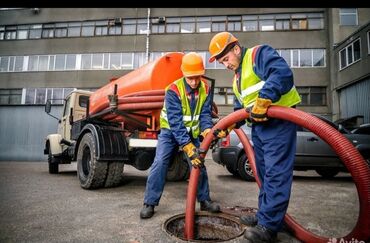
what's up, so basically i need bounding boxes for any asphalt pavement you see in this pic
[0,159,359,243]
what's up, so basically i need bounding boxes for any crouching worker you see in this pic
[140,52,220,219]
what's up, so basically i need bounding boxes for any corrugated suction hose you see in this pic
[184,106,370,242]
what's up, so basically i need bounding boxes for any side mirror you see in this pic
[45,100,51,114]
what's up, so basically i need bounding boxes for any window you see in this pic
[29,24,42,39]
[307,13,324,29]
[67,22,81,37]
[38,55,49,71]
[151,18,165,34]
[0,89,22,104]
[211,16,226,32]
[54,23,67,38]
[81,54,92,70]
[259,15,274,31]
[48,55,55,70]
[214,87,234,105]
[66,54,76,70]
[5,26,16,40]
[108,25,122,35]
[55,55,66,70]
[14,56,24,71]
[24,87,75,105]
[166,17,180,33]
[81,21,95,36]
[42,24,54,38]
[110,53,121,69]
[136,19,148,35]
[340,8,358,26]
[275,14,290,30]
[227,16,241,31]
[79,95,89,108]
[28,56,38,71]
[291,14,308,30]
[95,21,108,36]
[121,53,133,69]
[197,17,211,33]
[181,17,195,33]
[17,25,29,39]
[339,38,361,70]
[313,49,325,67]
[242,15,258,31]
[279,50,291,66]
[0,26,4,40]
[92,53,103,69]
[297,87,326,106]
[278,49,325,68]
[300,49,312,67]
[123,19,136,34]
[0,56,9,72]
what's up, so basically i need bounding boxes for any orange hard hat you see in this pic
[181,52,205,77]
[208,32,238,63]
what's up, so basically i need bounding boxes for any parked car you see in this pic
[212,114,370,181]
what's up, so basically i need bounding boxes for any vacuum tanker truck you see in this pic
[44,52,216,189]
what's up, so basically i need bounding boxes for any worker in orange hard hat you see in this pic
[140,52,220,219]
[208,32,301,243]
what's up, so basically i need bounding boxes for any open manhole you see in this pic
[163,211,245,242]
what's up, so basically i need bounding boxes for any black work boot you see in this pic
[140,204,154,219]
[240,214,258,227]
[244,224,277,243]
[199,200,221,213]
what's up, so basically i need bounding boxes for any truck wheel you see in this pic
[77,133,108,189]
[237,153,256,181]
[226,163,239,177]
[166,152,190,182]
[315,168,339,178]
[48,148,59,174]
[105,162,124,188]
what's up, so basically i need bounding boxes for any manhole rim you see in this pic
[162,211,245,243]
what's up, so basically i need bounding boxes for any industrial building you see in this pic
[0,8,369,160]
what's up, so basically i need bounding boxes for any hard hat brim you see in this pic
[183,70,205,77]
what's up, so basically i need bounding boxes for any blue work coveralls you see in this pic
[143,78,214,206]
[235,45,298,232]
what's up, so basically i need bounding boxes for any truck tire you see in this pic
[105,162,124,188]
[226,163,239,177]
[315,168,339,178]
[237,153,256,181]
[77,133,108,189]
[166,152,190,182]
[48,147,59,174]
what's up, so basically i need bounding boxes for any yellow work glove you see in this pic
[213,124,236,139]
[199,128,211,142]
[182,142,204,168]
[250,97,272,122]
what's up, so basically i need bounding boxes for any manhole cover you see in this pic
[163,211,244,242]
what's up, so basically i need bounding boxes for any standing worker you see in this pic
[140,52,220,219]
[208,32,301,242]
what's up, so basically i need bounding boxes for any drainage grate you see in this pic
[163,212,245,242]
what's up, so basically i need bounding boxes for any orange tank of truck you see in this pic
[88,52,184,131]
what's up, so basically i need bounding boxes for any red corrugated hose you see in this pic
[184,106,370,242]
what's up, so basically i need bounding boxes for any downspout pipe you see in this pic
[145,8,150,63]
[184,106,370,242]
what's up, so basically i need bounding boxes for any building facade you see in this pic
[0,8,369,160]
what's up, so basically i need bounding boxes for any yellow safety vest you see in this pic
[160,78,209,138]
[233,46,301,108]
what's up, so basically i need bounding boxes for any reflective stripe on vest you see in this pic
[233,46,301,108]
[160,78,208,138]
